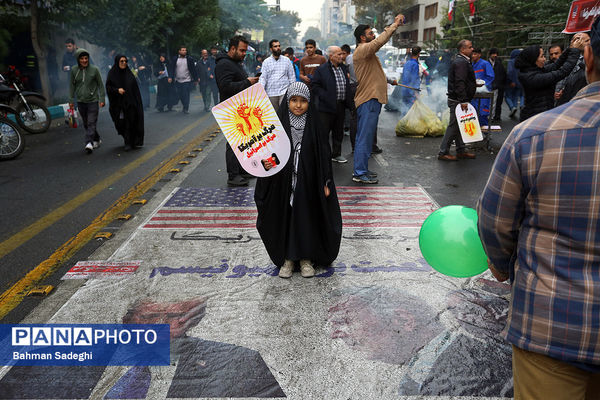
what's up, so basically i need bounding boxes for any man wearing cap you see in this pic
[477,17,600,398]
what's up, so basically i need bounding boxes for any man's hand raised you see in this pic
[394,14,405,25]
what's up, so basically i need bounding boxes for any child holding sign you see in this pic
[254,82,342,278]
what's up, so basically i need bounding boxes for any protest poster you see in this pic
[455,103,483,143]
[212,84,290,177]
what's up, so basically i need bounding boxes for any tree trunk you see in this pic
[30,0,51,104]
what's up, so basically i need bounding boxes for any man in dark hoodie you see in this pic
[215,35,259,186]
[69,48,105,154]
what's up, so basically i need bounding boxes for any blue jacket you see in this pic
[400,58,420,101]
[311,61,353,114]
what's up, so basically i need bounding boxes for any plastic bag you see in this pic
[395,99,444,137]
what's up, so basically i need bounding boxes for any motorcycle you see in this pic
[0,68,51,134]
[0,104,25,160]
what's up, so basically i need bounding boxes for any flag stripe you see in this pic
[142,186,436,229]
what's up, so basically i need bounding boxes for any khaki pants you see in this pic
[513,346,600,400]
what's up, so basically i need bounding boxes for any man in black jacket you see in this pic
[488,48,507,123]
[438,39,477,161]
[215,35,259,186]
[170,46,199,114]
[311,46,354,163]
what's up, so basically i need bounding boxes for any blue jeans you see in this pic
[353,99,381,177]
[505,86,523,110]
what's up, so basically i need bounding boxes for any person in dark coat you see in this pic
[437,39,478,161]
[505,49,523,118]
[106,55,145,151]
[154,53,175,112]
[215,35,259,187]
[130,55,151,110]
[488,48,506,122]
[196,49,219,112]
[254,81,342,279]
[555,32,591,107]
[515,36,584,122]
[311,45,354,163]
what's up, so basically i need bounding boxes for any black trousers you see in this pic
[226,142,244,179]
[494,88,505,119]
[319,100,346,158]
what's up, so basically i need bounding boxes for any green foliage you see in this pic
[441,0,571,54]
[352,0,415,32]
[302,26,322,45]
[218,0,270,41]
[263,10,301,48]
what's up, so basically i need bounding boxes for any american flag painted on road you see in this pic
[142,187,437,229]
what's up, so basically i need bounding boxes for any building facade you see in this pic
[320,0,356,38]
[396,0,444,48]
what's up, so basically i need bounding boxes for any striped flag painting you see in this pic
[142,187,437,230]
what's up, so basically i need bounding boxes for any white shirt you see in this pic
[259,55,296,97]
[175,57,191,83]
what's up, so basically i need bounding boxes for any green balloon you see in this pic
[419,205,488,278]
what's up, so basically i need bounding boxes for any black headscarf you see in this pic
[515,45,542,71]
[105,54,144,145]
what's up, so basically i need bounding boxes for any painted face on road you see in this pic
[289,95,308,116]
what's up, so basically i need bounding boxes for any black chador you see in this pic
[106,54,144,149]
[254,83,342,268]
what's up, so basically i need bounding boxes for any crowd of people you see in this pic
[59,12,600,396]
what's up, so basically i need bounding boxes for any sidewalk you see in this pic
[0,102,516,399]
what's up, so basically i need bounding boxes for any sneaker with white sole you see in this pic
[332,156,348,163]
[352,174,378,184]
[300,259,315,278]
[279,260,294,278]
[85,142,93,154]
[92,140,102,149]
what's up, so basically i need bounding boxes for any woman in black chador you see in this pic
[106,55,144,151]
[254,81,342,279]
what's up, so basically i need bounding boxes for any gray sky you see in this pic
[280,0,322,39]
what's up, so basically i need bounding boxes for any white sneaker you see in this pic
[92,139,102,149]
[85,142,93,154]
[279,260,294,278]
[300,259,315,278]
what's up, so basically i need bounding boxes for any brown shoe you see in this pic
[457,152,476,159]
[438,154,458,161]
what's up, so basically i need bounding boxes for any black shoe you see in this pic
[240,173,255,179]
[124,145,132,151]
[372,146,383,154]
[227,176,249,186]
[156,108,164,112]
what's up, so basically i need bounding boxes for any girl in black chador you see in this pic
[106,55,144,151]
[254,81,342,278]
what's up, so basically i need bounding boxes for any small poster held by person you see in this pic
[212,83,290,177]
[455,103,483,143]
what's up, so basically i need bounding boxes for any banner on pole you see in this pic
[563,0,600,33]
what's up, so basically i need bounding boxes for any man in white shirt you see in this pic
[259,39,296,111]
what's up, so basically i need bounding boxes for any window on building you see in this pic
[424,27,437,42]
[425,3,438,20]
